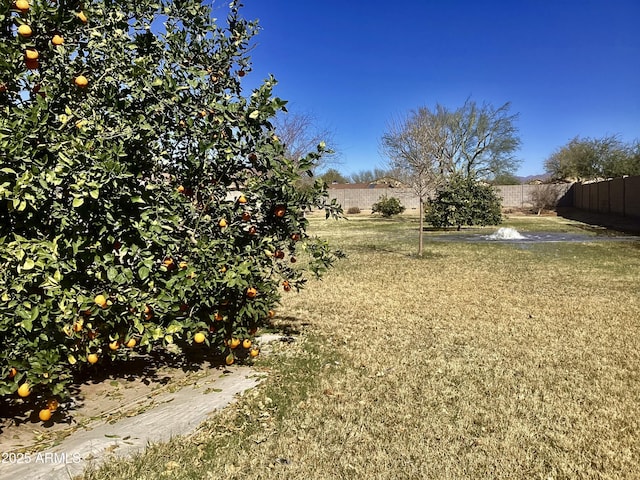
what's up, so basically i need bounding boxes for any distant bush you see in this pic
[425,174,502,230]
[372,195,405,217]
[346,206,361,214]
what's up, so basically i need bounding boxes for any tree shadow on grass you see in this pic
[0,346,229,433]
[0,318,308,434]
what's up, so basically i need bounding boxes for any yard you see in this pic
[83,213,640,479]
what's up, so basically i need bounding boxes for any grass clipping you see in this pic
[82,215,640,479]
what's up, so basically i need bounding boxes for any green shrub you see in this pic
[372,195,405,217]
[425,175,502,230]
[346,206,361,214]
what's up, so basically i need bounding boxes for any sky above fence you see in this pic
[236,0,640,178]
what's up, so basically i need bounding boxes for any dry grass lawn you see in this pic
[82,214,640,479]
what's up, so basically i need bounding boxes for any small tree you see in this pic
[372,195,405,217]
[529,184,561,215]
[425,175,502,230]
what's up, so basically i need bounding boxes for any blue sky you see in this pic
[234,0,639,177]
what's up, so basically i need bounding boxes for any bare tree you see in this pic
[272,110,340,177]
[437,99,521,178]
[348,168,397,184]
[529,184,562,215]
[381,112,445,256]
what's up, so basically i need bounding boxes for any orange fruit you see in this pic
[15,0,29,12]
[248,226,257,235]
[238,195,247,204]
[179,261,188,269]
[242,339,252,349]
[25,58,39,70]
[241,211,251,221]
[87,353,99,364]
[143,304,151,315]
[76,11,87,23]
[17,24,32,37]
[74,75,88,88]
[126,338,137,348]
[163,258,174,269]
[218,218,227,228]
[109,340,120,351]
[274,205,286,217]
[177,185,185,193]
[274,250,284,259]
[17,383,31,397]
[250,348,260,358]
[38,409,52,422]
[246,287,257,298]
[25,48,38,60]
[213,312,223,321]
[268,309,276,318]
[229,338,241,349]
[94,294,107,308]
[46,398,59,411]
[283,281,291,292]
[52,34,63,45]
[225,353,235,365]
[194,332,206,344]
[290,256,297,263]
[8,367,17,378]
[291,233,300,241]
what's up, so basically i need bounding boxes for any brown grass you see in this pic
[81,215,640,479]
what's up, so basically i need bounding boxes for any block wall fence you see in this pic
[327,183,574,212]
[572,175,640,218]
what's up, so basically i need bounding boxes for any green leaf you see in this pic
[138,266,150,280]
[23,258,35,270]
[72,197,85,208]
[90,189,100,199]
[107,267,118,281]
[21,318,33,332]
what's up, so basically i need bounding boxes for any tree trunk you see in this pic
[418,197,424,256]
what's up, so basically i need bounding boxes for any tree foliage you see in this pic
[0,0,342,406]
[425,175,502,230]
[319,168,348,184]
[544,135,640,181]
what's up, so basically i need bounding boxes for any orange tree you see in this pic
[0,0,342,411]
